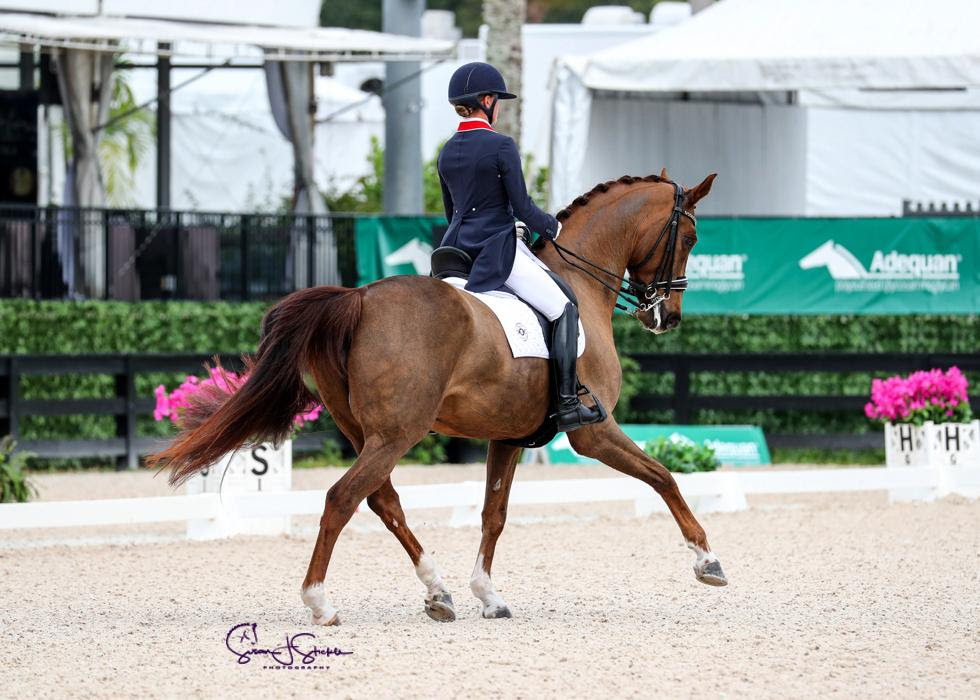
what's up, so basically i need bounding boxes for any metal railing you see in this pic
[2,352,977,468]
[0,206,359,300]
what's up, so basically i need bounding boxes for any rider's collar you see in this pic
[458,117,493,132]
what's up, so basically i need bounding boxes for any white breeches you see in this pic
[504,240,570,322]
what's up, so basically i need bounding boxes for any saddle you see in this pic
[430,246,577,449]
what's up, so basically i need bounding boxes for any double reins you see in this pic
[547,180,696,315]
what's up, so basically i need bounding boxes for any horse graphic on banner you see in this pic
[384,239,433,275]
[799,240,867,279]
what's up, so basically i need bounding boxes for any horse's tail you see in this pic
[148,286,363,486]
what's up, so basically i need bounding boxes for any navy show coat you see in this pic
[437,122,559,293]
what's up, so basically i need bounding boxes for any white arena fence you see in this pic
[1,466,978,541]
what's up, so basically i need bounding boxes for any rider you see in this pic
[437,61,605,433]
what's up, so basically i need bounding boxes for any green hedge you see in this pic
[1,301,975,447]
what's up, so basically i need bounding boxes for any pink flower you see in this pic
[153,367,325,431]
[866,366,972,425]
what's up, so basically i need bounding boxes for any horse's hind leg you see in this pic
[470,441,521,619]
[366,479,456,622]
[308,367,454,622]
[569,421,728,586]
[301,433,423,625]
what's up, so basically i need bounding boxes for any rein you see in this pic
[548,180,696,315]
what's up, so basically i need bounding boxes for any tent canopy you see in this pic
[561,0,980,92]
[0,12,455,61]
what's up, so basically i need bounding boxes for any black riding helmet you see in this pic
[448,62,517,124]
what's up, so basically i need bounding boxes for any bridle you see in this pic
[548,180,696,316]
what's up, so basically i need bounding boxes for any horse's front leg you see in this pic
[569,421,728,586]
[470,440,522,619]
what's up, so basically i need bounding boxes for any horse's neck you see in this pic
[537,217,631,317]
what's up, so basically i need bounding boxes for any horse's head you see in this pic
[629,172,716,334]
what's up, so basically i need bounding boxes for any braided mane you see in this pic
[555,173,667,222]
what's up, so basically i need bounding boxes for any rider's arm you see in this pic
[438,171,454,223]
[497,137,559,241]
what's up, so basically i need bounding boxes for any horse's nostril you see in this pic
[665,313,681,329]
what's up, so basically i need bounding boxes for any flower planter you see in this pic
[185,440,293,539]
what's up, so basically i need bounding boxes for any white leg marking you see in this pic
[470,553,509,617]
[391,519,399,529]
[301,583,339,626]
[687,541,719,579]
[492,478,502,492]
[415,552,449,598]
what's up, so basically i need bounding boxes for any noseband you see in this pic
[549,180,696,315]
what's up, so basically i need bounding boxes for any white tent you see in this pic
[0,12,455,61]
[108,67,385,211]
[550,0,980,216]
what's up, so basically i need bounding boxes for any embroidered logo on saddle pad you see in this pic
[440,277,586,360]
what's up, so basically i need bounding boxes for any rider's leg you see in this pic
[504,251,605,432]
[503,243,568,321]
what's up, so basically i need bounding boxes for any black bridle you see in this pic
[548,180,696,315]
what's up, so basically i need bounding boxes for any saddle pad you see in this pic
[441,276,585,360]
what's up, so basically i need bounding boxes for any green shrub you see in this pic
[643,437,720,474]
[0,300,975,463]
[0,436,37,503]
[404,434,449,465]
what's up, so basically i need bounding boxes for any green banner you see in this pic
[546,424,771,467]
[355,217,444,286]
[688,217,979,314]
[353,216,980,314]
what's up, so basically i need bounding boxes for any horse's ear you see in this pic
[659,167,669,180]
[685,173,717,207]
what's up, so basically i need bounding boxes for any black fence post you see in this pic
[103,209,110,300]
[115,355,137,470]
[673,359,691,424]
[307,215,315,288]
[174,210,182,299]
[7,357,18,441]
[0,357,10,438]
[240,216,250,301]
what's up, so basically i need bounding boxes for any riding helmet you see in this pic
[447,62,517,104]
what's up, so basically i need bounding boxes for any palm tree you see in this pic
[60,68,154,207]
[99,71,155,207]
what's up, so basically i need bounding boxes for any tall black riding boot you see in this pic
[551,303,607,432]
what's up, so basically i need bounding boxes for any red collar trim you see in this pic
[457,120,493,132]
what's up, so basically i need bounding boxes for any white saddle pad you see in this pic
[441,277,586,360]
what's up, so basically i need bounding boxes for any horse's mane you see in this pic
[555,173,667,222]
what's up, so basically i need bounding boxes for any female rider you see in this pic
[436,61,605,433]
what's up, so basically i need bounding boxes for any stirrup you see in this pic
[553,384,607,432]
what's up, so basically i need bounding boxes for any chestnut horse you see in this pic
[150,172,726,625]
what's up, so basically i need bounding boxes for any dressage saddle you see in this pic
[430,245,602,448]
[431,246,578,305]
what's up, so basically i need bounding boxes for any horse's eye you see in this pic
[683,235,696,248]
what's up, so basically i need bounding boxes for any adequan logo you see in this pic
[799,240,960,294]
[686,254,747,292]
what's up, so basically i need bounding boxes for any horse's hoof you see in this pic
[425,592,456,622]
[482,605,513,619]
[695,560,728,587]
[312,612,341,626]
